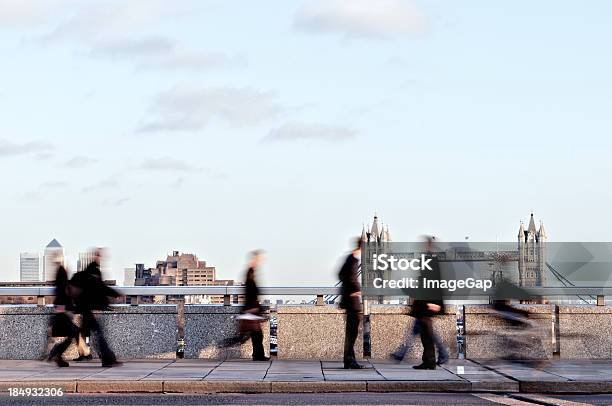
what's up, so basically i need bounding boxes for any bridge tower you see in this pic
[518,213,547,287]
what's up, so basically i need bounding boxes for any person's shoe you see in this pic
[73,354,93,362]
[101,360,123,368]
[436,354,449,365]
[344,363,365,369]
[49,356,69,367]
[412,363,436,370]
[252,356,270,362]
[389,353,403,363]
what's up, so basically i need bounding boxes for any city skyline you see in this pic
[10,212,549,285]
[2,1,612,286]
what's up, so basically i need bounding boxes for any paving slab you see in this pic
[205,371,267,381]
[0,359,610,394]
[323,371,385,381]
[264,373,324,381]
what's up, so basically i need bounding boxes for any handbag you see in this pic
[237,312,267,333]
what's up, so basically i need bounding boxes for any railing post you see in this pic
[315,294,324,306]
[597,295,605,306]
[223,294,231,306]
[37,295,45,307]
[130,295,139,306]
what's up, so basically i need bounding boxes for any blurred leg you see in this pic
[343,311,360,366]
[250,330,265,360]
[419,317,436,367]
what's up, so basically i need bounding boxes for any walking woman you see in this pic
[242,250,269,361]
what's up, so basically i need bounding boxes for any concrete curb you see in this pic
[367,381,471,392]
[164,381,271,394]
[469,381,519,392]
[271,381,366,393]
[520,380,612,393]
[76,381,163,393]
[1,379,610,394]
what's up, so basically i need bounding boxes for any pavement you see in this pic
[0,358,610,395]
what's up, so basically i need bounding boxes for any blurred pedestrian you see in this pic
[70,248,121,367]
[242,250,269,361]
[48,254,79,367]
[410,236,445,370]
[390,317,449,365]
[338,238,364,369]
[220,250,269,361]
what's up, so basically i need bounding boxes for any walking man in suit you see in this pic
[339,238,364,369]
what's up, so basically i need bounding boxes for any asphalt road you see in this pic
[1,393,611,406]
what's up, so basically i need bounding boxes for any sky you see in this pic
[1,0,612,286]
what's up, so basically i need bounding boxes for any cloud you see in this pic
[140,158,203,173]
[0,0,67,26]
[89,36,245,71]
[3,2,242,73]
[40,1,185,43]
[82,179,119,193]
[262,122,357,143]
[0,138,54,157]
[136,87,282,133]
[65,155,98,168]
[294,0,426,40]
[89,36,175,58]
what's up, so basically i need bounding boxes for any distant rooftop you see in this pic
[45,239,62,248]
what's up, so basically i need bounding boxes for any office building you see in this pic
[43,239,64,282]
[19,253,40,282]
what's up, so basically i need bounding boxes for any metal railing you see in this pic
[0,286,341,307]
[0,286,609,306]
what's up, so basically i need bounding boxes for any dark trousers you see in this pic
[250,330,265,360]
[49,333,78,360]
[419,317,436,366]
[343,310,361,365]
[82,310,116,363]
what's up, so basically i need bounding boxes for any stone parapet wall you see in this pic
[276,305,364,360]
[184,305,270,359]
[369,304,458,360]
[558,305,612,359]
[464,304,554,359]
[0,304,610,360]
[0,305,267,360]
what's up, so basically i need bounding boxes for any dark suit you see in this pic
[339,253,362,366]
[70,261,118,364]
[411,255,444,367]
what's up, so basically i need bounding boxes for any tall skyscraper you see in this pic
[77,251,95,273]
[19,253,40,282]
[43,239,64,282]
